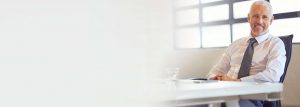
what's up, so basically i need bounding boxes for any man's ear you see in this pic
[269,15,274,25]
[247,14,250,22]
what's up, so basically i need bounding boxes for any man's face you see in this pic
[248,5,273,37]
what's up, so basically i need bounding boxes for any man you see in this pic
[207,1,286,107]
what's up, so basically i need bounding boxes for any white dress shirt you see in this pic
[207,33,286,82]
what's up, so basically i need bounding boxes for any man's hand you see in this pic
[220,75,240,81]
[208,74,223,80]
[208,75,240,81]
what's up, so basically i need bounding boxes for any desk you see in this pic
[168,80,283,106]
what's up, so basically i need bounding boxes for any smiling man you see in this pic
[207,1,286,107]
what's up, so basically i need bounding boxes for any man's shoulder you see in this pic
[232,37,248,44]
[266,34,285,49]
[267,34,284,44]
[225,37,248,50]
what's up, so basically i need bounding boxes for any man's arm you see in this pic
[207,47,232,79]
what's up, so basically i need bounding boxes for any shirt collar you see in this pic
[247,32,269,44]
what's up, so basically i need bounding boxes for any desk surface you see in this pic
[167,80,283,106]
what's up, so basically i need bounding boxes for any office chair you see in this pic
[263,34,293,107]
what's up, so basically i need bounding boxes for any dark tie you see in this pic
[238,38,257,79]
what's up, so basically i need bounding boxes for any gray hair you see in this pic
[250,0,273,17]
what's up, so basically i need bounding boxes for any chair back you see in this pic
[278,35,293,83]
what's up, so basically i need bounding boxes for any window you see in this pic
[202,25,230,48]
[203,4,229,22]
[233,0,258,19]
[176,9,199,25]
[232,23,250,41]
[270,0,300,14]
[201,0,222,4]
[175,0,199,7]
[174,0,300,48]
[175,27,201,48]
[270,17,300,42]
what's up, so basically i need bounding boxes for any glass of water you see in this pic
[164,67,180,81]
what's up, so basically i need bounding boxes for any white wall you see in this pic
[0,0,173,107]
[168,45,300,106]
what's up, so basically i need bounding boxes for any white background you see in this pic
[0,0,174,106]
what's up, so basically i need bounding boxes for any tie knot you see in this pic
[249,38,257,45]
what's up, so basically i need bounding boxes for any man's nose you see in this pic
[256,17,263,24]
